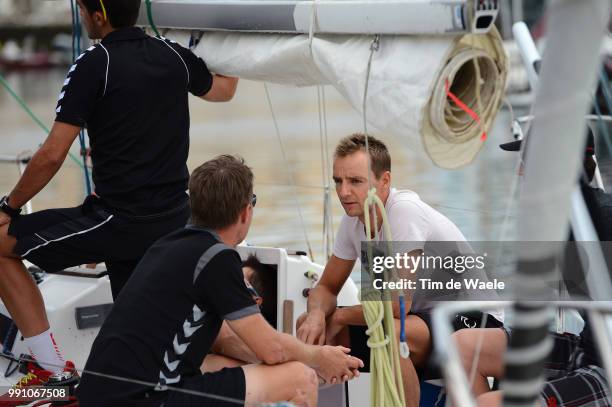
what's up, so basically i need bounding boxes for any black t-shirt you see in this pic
[76,226,258,406]
[55,27,213,215]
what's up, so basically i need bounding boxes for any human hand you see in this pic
[0,212,10,227]
[314,346,363,384]
[296,311,326,345]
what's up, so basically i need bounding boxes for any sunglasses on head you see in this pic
[250,194,257,208]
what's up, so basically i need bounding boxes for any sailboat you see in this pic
[0,0,505,405]
[3,1,609,406]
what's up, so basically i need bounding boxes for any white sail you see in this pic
[160,26,507,168]
[141,0,507,168]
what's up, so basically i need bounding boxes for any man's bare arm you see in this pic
[296,255,355,344]
[307,255,355,317]
[211,321,258,364]
[227,313,362,383]
[8,122,81,209]
[200,75,238,102]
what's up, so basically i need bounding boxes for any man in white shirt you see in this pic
[296,133,503,406]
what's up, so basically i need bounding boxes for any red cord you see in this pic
[445,79,487,141]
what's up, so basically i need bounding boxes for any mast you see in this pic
[138,0,499,35]
[503,1,610,406]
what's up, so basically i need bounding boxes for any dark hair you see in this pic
[334,133,391,178]
[81,0,141,28]
[189,155,254,229]
[243,255,277,327]
[583,155,596,183]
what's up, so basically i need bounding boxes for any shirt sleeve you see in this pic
[165,39,213,97]
[333,215,359,260]
[196,249,259,321]
[55,46,106,127]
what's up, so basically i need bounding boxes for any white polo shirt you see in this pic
[333,188,467,259]
[333,188,504,321]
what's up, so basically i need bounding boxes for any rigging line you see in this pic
[317,85,333,260]
[497,174,521,242]
[496,158,521,243]
[363,35,380,241]
[317,86,331,260]
[0,353,246,406]
[71,0,93,196]
[470,36,486,142]
[504,98,516,131]
[263,83,315,261]
[307,0,319,59]
[495,97,522,243]
[145,0,161,38]
[70,0,76,61]
[430,203,512,217]
[307,0,331,259]
[0,72,85,168]
[321,86,334,249]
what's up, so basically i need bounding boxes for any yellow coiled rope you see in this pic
[362,189,406,407]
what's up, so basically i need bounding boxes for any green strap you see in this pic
[0,72,84,167]
[145,0,161,38]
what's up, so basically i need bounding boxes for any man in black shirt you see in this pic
[77,155,363,406]
[0,0,238,393]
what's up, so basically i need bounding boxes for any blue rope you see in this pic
[399,296,406,343]
[70,0,93,196]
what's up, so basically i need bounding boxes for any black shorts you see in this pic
[8,195,190,298]
[162,367,246,407]
[348,311,503,378]
[78,345,244,407]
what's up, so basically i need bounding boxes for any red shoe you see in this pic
[0,361,78,406]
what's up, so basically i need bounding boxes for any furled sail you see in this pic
[140,0,507,169]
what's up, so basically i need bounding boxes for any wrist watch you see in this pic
[0,196,21,217]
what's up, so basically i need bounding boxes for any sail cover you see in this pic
[164,28,507,169]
